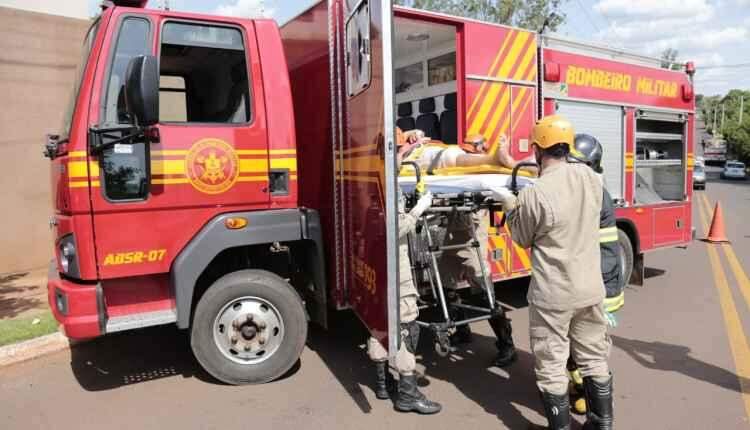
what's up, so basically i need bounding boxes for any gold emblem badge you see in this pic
[185,138,239,194]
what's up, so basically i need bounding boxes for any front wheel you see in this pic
[191,269,307,385]
[617,229,634,288]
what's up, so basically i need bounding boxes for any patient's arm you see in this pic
[495,136,538,174]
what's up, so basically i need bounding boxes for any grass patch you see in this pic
[0,311,59,347]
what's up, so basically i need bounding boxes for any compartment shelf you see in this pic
[635,159,683,168]
[635,132,683,141]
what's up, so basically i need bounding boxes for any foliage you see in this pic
[396,0,567,31]
[659,48,680,71]
[698,89,750,163]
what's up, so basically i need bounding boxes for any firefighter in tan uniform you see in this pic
[366,129,442,415]
[495,115,614,430]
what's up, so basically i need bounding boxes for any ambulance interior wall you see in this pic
[393,18,457,142]
[0,7,89,274]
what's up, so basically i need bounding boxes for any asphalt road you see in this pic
[2,172,750,429]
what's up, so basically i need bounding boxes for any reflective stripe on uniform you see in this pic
[600,226,618,243]
[604,291,624,313]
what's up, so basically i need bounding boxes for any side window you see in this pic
[102,17,151,125]
[160,22,250,123]
[100,16,152,202]
[159,76,187,122]
[345,1,371,97]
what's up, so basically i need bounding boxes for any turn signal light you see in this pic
[225,217,248,230]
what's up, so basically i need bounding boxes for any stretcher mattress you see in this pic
[398,173,535,196]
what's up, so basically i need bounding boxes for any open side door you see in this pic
[334,0,398,354]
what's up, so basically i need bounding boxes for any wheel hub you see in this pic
[213,296,285,365]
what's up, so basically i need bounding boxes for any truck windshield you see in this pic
[60,18,101,139]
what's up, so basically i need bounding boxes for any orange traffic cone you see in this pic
[704,202,730,243]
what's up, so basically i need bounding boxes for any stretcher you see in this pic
[400,161,537,356]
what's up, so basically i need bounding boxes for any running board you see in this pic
[106,309,177,334]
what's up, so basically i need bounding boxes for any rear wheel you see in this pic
[191,269,307,385]
[617,229,634,288]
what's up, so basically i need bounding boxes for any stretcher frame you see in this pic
[401,161,536,356]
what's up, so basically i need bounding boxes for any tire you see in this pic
[617,229,634,288]
[191,269,307,385]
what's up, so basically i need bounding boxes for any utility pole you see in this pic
[713,106,717,132]
[721,103,725,131]
[740,95,744,124]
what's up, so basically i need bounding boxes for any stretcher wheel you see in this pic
[435,341,451,357]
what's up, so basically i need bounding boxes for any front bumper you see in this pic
[47,262,103,339]
[723,173,747,179]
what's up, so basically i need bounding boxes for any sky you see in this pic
[87,0,750,96]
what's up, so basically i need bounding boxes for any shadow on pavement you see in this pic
[306,310,376,414]
[0,272,45,319]
[422,332,552,429]
[644,267,667,279]
[70,325,218,391]
[612,335,749,393]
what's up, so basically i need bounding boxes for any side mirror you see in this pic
[124,55,159,127]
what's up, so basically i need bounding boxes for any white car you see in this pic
[721,161,747,180]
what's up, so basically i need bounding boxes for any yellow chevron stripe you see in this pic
[153,178,189,185]
[338,155,382,173]
[69,180,100,188]
[270,157,297,171]
[511,38,537,82]
[469,31,530,136]
[476,84,510,138]
[270,149,297,155]
[513,242,532,270]
[153,150,188,156]
[495,31,530,80]
[151,159,185,176]
[237,176,269,182]
[337,174,379,184]
[625,158,634,168]
[239,158,269,173]
[468,30,516,118]
[338,143,379,156]
[68,161,99,178]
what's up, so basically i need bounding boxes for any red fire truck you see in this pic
[45,0,694,384]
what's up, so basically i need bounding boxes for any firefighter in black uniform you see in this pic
[568,133,623,424]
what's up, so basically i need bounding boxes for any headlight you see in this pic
[58,235,79,278]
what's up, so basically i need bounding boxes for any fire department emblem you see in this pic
[185,138,239,194]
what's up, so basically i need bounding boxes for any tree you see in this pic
[396,0,567,31]
[659,48,680,71]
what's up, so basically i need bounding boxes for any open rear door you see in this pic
[335,0,398,353]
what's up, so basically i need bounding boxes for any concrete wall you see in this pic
[0,0,89,19]
[0,7,89,273]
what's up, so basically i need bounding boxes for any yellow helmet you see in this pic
[531,115,575,149]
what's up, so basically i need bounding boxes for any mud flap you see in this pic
[630,252,645,286]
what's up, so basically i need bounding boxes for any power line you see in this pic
[574,0,601,34]
[697,62,750,70]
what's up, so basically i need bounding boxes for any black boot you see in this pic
[395,374,442,414]
[449,305,473,345]
[373,360,393,400]
[539,390,571,430]
[582,375,614,430]
[489,308,517,367]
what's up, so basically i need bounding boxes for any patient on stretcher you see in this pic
[396,128,535,175]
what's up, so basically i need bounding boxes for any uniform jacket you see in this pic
[506,162,605,310]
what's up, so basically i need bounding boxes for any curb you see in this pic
[0,332,71,368]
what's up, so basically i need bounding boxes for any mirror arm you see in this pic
[89,124,146,155]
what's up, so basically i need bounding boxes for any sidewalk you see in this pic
[0,267,49,320]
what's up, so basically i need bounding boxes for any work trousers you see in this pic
[529,302,611,395]
[367,294,419,375]
[439,209,490,289]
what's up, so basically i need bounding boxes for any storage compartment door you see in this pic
[556,100,625,199]
[653,206,687,246]
[339,0,399,354]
